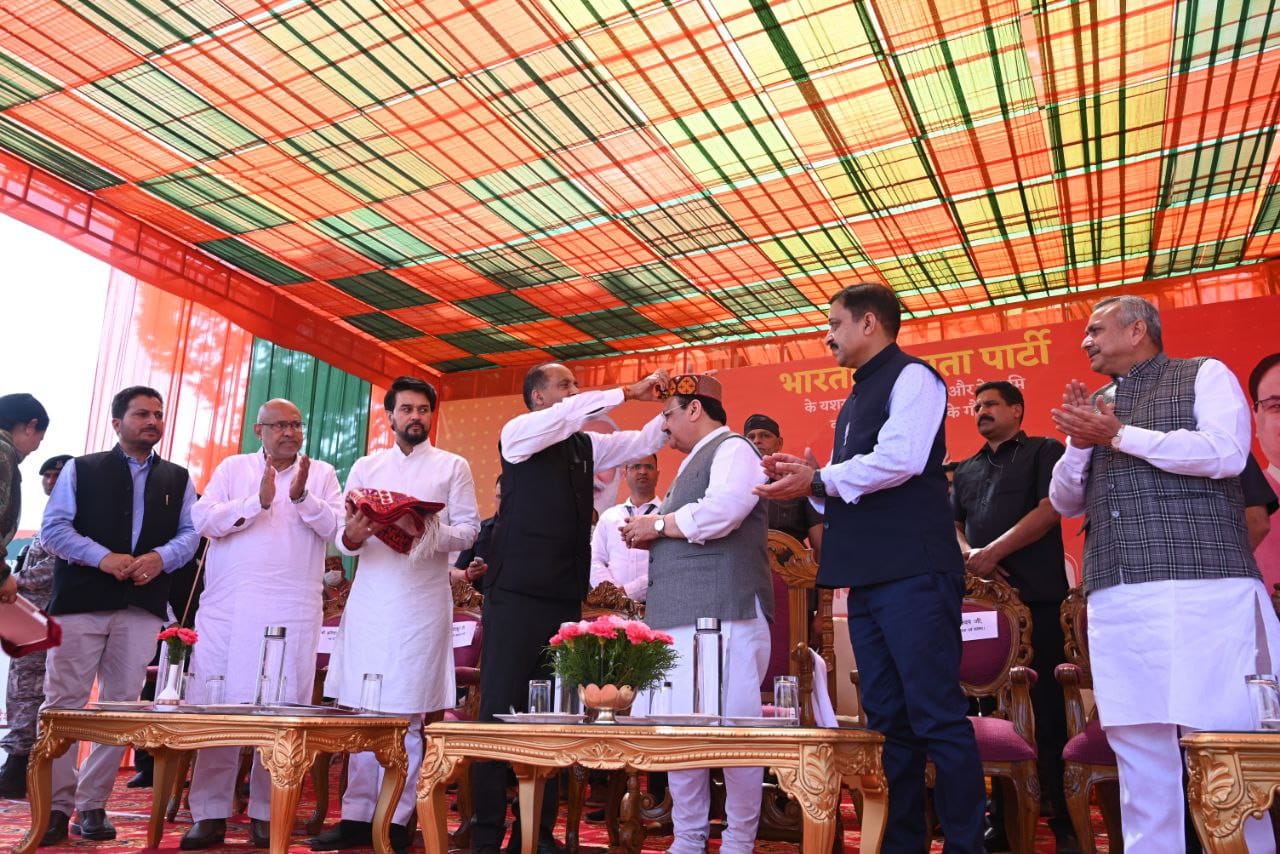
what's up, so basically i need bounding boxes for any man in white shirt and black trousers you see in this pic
[757,283,985,852]
[470,363,669,854]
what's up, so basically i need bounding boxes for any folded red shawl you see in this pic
[345,488,444,555]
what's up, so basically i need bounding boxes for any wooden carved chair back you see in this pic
[959,574,1034,708]
[765,529,835,725]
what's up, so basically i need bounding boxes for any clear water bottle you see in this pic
[254,626,288,706]
[692,617,722,717]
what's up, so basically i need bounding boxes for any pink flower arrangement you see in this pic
[157,625,198,652]
[547,616,678,691]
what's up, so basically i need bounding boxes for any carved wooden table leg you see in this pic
[773,744,841,854]
[839,747,888,854]
[149,747,183,847]
[371,740,408,854]
[257,731,312,854]
[512,763,551,854]
[565,765,585,852]
[418,740,459,854]
[16,727,72,854]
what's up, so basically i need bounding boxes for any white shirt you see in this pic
[591,496,662,600]
[1049,358,1252,516]
[188,452,344,703]
[814,363,947,508]
[500,388,666,468]
[670,426,767,544]
[326,440,479,713]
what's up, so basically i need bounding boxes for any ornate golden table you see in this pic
[17,707,409,854]
[418,721,887,854]
[1183,731,1280,852]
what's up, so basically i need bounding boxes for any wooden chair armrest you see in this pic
[1007,665,1037,748]
[1055,662,1088,738]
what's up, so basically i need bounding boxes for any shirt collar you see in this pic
[624,495,660,510]
[853,342,901,383]
[978,430,1027,458]
[395,439,433,458]
[113,444,156,467]
[1116,351,1169,381]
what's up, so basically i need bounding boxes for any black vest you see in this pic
[490,433,594,601]
[49,449,189,619]
[817,344,963,588]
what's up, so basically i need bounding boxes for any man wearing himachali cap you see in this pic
[622,374,774,854]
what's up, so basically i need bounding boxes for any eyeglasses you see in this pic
[660,402,690,421]
[1256,396,1280,415]
[259,420,304,432]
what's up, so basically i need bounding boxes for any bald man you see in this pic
[180,399,344,849]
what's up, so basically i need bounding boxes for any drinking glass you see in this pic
[773,675,800,725]
[555,677,581,715]
[649,682,672,717]
[527,680,552,714]
[1246,674,1280,730]
[204,675,225,706]
[359,673,383,713]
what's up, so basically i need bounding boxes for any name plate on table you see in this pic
[960,611,998,641]
[317,626,339,654]
[452,621,477,648]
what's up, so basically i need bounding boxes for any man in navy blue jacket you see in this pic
[757,283,984,852]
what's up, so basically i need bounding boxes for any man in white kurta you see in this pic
[1049,295,1280,853]
[589,455,661,601]
[311,377,479,854]
[181,399,344,849]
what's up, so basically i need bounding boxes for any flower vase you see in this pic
[578,683,635,725]
[154,646,188,707]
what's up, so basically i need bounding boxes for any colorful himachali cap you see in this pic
[665,374,723,401]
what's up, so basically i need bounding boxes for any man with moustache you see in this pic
[311,376,479,854]
[1049,296,1279,852]
[743,414,823,554]
[755,284,985,852]
[623,375,772,854]
[951,381,1075,851]
[471,363,668,854]
[38,386,199,844]
[1249,354,1280,585]
[180,399,344,849]
[590,455,662,601]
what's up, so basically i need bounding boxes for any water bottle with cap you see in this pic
[692,617,722,717]
[254,626,288,706]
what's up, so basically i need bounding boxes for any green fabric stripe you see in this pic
[330,270,436,310]
[199,238,310,285]
[0,116,123,190]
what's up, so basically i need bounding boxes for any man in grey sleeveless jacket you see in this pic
[622,373,773,854]
[1050,295,1280,853]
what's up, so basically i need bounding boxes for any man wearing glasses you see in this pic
[1250,353,1280,588]
[180,398,344,850]
[1049,296,1280,852]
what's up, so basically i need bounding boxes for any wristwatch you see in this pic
[1109,425,1125,449]
[810,471,827,498]
[653,515,666,536]
[291,490,309,504]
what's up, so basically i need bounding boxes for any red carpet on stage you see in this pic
[0,767,1109,851]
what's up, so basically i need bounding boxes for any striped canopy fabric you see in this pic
[1,0,1278,374]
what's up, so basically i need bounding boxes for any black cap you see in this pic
[39,454,72,475]
[743,414,781,437]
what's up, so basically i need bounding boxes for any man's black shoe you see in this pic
[249,819,271,848]
[389,822,412,854]
[585,808,605,823]
[72,808,117,841]
[0,753,29,799]
[984,823,1011,853]
[180,819,227,850]
[506,831,565,854]
[310,819,373,851]
[41,810,70,846]
[126,770,153,788]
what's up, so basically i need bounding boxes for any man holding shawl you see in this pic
[310,376,479,854]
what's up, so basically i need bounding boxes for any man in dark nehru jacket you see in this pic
[38,385,199,845]
[470,363,669,854]
[757,283,985,853]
